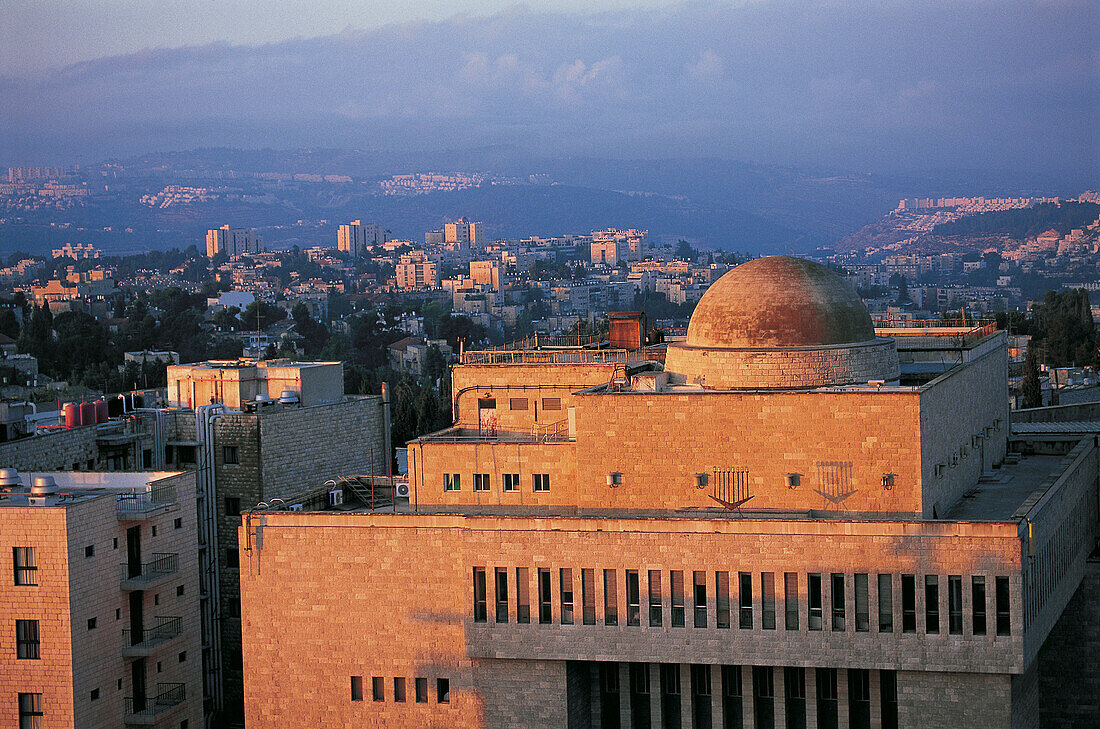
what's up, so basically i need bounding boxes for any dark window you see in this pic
[815,668,838,729]
[532,473,550,492]
[443,473,460,491]
[692,664,713,729]
[761,573,776,630]
[502,473,519,492]
[901,575,916,632]
[582,569,596,625]
[630,663,652,729]
[472,567,487,622]
[18,693,43,729]
[151,526,157,537]
[223,446,239,464]
[173,518,182,530]
[721,665,743,729]
[226,549,239,568]
[538,568,552,624]
[831,574,845,630]
[90,688,99,701]
[739,572,753,629]
[473,474,490,491]
[495,568,508,623]
[808,574,822,630]
[178,651,186,663]
[85,545,94,558]
[848,669,871,729]
[143,449,152,469]
[784,573,799,630]
[631,663,651,694]
[165,445,174,464]
[13,547,37,586]
[649,570,663,626]
[752,667,774,729]
[784,667,806,729]
[878,574,893,632]
[516,568,530,624]
[177,445,196,464]
[948,575,963,634]
[996,576,1011,635]
[661,664,681,729]
[626,570,640,626]
[670,570,685,627]
[113,538,118,549]
[716,571,731,629]
[600,664,621,729]
[561,568,575,625]
[372,676,384,702]
[880,670,898,729]
[542,397,561,411]
[509,397,528,410]
[604,569,618,625]
[436,678,450,704]
[393,677,406,703]
[176,585,184,596]
[87,617,97,630]
[972,577,987,635]
[925,576,939,634]
[16,620,40,659]
[350,676,363,701]
[855,574,869,632]
[694,571,708,628]
[415,677,428,703]
[224,497,240,517]
[478,397,496,410]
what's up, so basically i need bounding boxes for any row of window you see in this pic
[350,676,449,705]
[444,473,551,493]
[479,397,561,412]
[589,663,897,729]
[472,568,1012,637]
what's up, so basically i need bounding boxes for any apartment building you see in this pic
[205,226,262,259]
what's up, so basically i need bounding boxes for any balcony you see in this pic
[121,553,179,590]
[124,683,186,726]
[121,617,182,658]
[117,485,177,520]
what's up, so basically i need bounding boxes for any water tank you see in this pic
[31,476,58,496]
[94,400,109,424]
[79,401,95,427]
[63,402,79,429]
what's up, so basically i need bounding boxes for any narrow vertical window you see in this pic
[880,670,898,729]
[848,669,871,729]
[948,575,962,635]
[693,571,707,628]
[18,693,43,728]
[739,572,753,629]
[925,575,939,634]
[436,678,450,704]
[816,668,838,729]
[995,576,1011,635]
[691,664,712,729]
[494,568,508,622]
[625,570,640,626]
[972,576,987,636]
[761,572,776,630]
[854,574,869,632]
[393,677,406,703]
[670,570,685,627]
[660,664,681,728]
[13,547,37,586]
[372,676,384,702]
[604,569,618,626]
[350,676,363,701]
[582,569,596,625]
[515,567,530,624]
[716,571,731,629]
[538,568,552,624]
[560,568,574,625]
[784,667,807,729]
[878,574,893,633]
[808,573,823,631]
[831,573,845,630]
[721,665,743,728]
[630,663,651,729]
[752,666,774,729]
[784,572,799,630]
[901,575,916,633]
[472,567,487,622]
[415,677,428,703]
[648,570,663,626]
[16,620,40,659]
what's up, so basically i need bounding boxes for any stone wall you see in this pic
[0,427,99,471]
[451,363,617,430]
[1037,558,1100,728]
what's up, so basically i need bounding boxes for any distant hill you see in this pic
[932,202,1100,238]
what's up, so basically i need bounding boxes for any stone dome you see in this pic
[685,256,875,349]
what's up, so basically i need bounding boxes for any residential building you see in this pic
[591,229,648,265]
[387,337,454,376]
[470,260,502,290]
[396,261,439,291]
[205,226,262,258]
[337,220,389,257]
[444,218,482,250]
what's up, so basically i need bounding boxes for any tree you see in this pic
[0,308,19,340]
[1021,347,1043,409]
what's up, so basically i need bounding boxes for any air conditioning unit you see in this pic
[394,483,410,499]
[328,489,344,507]
[288,503,304,512]
[881,473,895,491]
[786,473,800,489]
[606,472,622,487]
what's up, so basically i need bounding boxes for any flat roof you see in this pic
[943,453,1068,522]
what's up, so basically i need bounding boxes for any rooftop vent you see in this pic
[31,476,59,496]
[0,468,23,492]
[278,390,300,405]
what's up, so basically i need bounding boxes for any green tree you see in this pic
[1021,347,1043,409]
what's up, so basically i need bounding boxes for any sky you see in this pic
[1,1,1097,183]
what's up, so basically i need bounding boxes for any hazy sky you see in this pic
[1,1,1096,182]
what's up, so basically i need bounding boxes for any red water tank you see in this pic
[63,402,78,429]
[94,400,108,424]
[79,401,94,427]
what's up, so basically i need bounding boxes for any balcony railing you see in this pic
[121,553,179,589]
[122,617,182,657]
[124,683,185,725]
[117,485,177,519]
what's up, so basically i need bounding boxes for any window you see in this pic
[784,573,799,630]
[224,497,240,517]
[473,474,490,492]
[178,651,187,663]
[901,575,916,633]
[604,569,618,625]
[753,666,775,729]
[830,574,845,630]
[87,617,97,630]
[582,569,596,625]
[532,474,550,492]
[716,571,731,629]
[351,674,365,701]
[90,688,99,701]
[177,445,196,464]
[143,449,153,469]
[16,620,40,659]
[816,668,838,729]
[372,676,384,701]
[693,571,707,628]
[670,570,685,627]
[113,538,118,550]
[848,669,871,729]
[761,572,776,630]
[561,568,575,625]
[176,585,185,597]
[972,576,987,635]
[661,664,681,729]
[472,567,487,622]
[808,573,822,630]
[223,446,239,464]
[784,667,806,729]
[948,575,963,634]
[151,526,157,537]
[155,594,160,606]
[443,473,460,491]
[630,662,651,727]
[542,397,561,411]
[415,677,428,703]
[509,397,528,410]
[494,568,508,623]
[739,572,753,629]
[173,518,182,530]
[925,576,939,634]
[691,664,712,729]
[13,547,37,586]
[538,568,552,624]
[855,574,869,632]
[880,670,898,729]
[516,568,530,624]
[995,576,1011,635]
[436,678,450,704]
[85,545,95,558]
[393,677,406,702]
[625,570,640,626]
[601,664,621,728]
[18,693,43,729]
[878,574,893,632]
[226,549,239,568]
[502,473,519,492]
[649,570,663,626]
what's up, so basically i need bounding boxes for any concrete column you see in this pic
[742,666,754,729]
[620,663,632,729]
[711,664,725,729]
[869,670,881,729]
[838,668,850,729]
[681,663,693,729]
[590,663,601,729]
[806,667,818,729]
[773,667,786,729]
[649,663,661,729]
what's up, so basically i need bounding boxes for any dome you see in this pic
[685,256,875,349]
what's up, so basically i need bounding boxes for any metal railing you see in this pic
[121,553,179,586]
[116,485,176,518]
[124,683,185,721]
[462,348,646,364]
[122,617,182,651]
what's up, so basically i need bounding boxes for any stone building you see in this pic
[1,469,203,729]
[235,257,1095,728]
